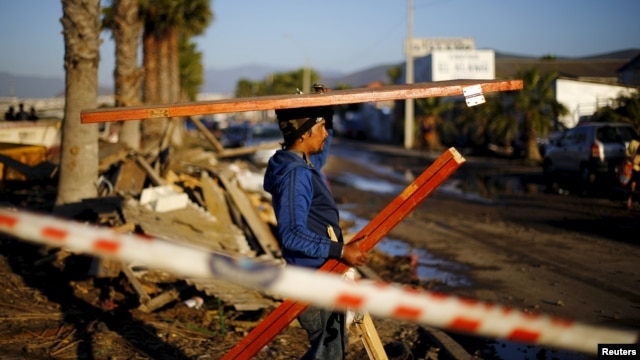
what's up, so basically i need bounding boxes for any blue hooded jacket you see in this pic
[263,132,343,269]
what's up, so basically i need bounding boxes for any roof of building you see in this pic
[495,58,629,81]
[617,53,640,72]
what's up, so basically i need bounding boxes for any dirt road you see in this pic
[324,138,640,358]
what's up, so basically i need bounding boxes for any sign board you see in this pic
[405,37,475,57]
[414,50,495,82]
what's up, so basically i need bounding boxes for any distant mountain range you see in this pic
[1,49,638,99]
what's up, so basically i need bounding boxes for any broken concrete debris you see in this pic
[140,185,190,213]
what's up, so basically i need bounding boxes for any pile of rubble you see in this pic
[55,135,294,314]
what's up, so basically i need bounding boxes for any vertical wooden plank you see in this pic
[355,313,389,360]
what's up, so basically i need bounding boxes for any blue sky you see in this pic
[1,0,639,87]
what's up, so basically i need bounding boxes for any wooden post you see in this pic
[355,312,389,360]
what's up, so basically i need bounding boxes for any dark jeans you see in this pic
[298,306,346,360]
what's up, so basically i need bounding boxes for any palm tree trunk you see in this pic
[142,28,159,104]
[157,27,181,149]
[524,112,542,162]
[113,0,142,150]
[141,26,164,150]
[57,0,101,205]
[158,30,171,106]
[158,28,171,145]
[168,26,184,147]
[169,26,180,103]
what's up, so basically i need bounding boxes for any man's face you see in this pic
[302,119,328,155]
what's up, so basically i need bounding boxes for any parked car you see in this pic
[542,122,639,192]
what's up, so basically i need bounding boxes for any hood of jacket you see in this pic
[263,149,308,194]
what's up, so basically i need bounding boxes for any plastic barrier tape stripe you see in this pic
[0,208,638,356]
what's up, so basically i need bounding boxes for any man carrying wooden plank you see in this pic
[263,102,370,359]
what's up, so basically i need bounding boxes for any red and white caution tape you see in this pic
[0,207,637,355]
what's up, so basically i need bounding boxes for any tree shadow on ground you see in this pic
[0,235,191,359]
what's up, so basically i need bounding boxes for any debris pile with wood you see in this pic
[61,131,291,313]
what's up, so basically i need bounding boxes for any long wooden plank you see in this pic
[222,147,465,359]
[81,80,523,124]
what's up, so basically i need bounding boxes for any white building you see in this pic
[404,44,637,131]
[554,78,638,128]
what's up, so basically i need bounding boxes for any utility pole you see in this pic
[404,0,415,150]
[302,62,311,95]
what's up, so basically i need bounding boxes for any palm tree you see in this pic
[56,0,101,205]
[138,0,213,150]
[157,0,209,148]
[483,95,520,155]
[511,68,568,162]
[414,97,453,151]
[160,0,212,102]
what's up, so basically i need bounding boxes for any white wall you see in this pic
[555,78,637,128]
